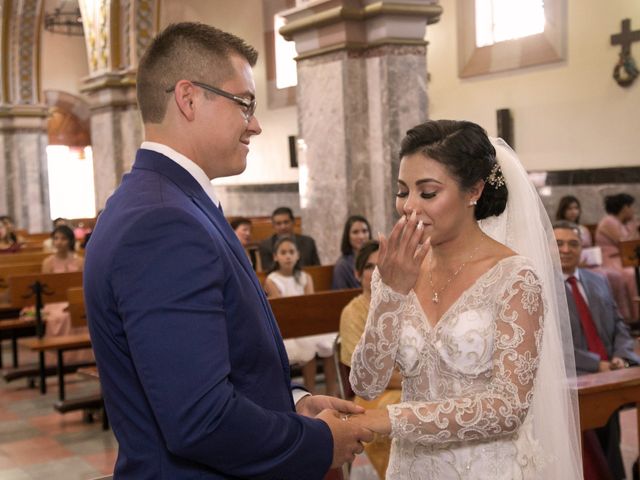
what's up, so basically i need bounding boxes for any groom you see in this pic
[84,22,371,479]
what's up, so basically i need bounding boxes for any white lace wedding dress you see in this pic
[350,255,548,480]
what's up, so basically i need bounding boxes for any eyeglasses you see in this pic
[165,80,256,120]
[556,240,581,249]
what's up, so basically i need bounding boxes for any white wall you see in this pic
[40,0,89,96]
[161,0,300,186]
[425,0,640,171]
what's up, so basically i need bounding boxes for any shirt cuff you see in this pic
[292,388,312,406]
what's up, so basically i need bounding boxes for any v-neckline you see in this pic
[421,255,520,331]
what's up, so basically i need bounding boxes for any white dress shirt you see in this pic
[141,141,220,208]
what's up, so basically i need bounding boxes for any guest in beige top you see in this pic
[42,225,84,273]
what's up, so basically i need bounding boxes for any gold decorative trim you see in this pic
[110,0,120,70]
[280,3,442,40]
[295,38,427,61]
[34,0,44,103]
[1,0,11,103]
[0,104,48,117]
[80,72,137,93]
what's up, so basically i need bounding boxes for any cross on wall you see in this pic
[610,18,640,87]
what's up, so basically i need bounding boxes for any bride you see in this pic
[349,120,582,479]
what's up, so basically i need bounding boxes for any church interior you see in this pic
[1,0,640,478]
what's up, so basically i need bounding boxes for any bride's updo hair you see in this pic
[399,120,508,220]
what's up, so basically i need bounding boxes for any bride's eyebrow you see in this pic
[415,178,442,186]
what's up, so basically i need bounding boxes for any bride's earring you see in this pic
[469,200,477,206]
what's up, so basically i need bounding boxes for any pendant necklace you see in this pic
[428,245,481,304]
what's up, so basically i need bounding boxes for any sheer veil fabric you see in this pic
[480,138,583,478]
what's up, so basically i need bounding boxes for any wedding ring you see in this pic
[341,414,350,421]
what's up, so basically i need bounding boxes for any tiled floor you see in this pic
[0,346,116,479]
[1,343,639,479]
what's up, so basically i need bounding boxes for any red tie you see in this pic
[567,276,608,361]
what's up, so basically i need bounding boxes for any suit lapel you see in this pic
[133,150,291,377]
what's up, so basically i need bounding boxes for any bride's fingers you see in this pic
[378,232,388,263]
[387,215,406,252]
[414,236,431,263]
[405,218,424,259]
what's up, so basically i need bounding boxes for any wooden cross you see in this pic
[611,19,640,56]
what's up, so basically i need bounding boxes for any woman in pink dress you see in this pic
[41,225,84,273]
[595,193,639,322]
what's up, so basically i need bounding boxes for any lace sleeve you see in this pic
[388,267,544,445]
[349,268,425,399]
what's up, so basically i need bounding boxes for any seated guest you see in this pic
[555,221,640,480]
[265,237,337,396]
[557,195,633,322]
[556,195,594,246]
[339,240,401,478]
[43,217,69,252]
[332,215,371,290]
[0,218,20,253]
[42,225,84,273]
[230,217,261,271]
[595,193,640,321]
[258,206,320,271]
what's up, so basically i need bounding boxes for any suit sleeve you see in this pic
[602,279,640,365]
[258,237,274,272]
[309,238,321,265]
[111,208,332,479]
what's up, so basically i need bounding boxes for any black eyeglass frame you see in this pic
[165,80,256,119]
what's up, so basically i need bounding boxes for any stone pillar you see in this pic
[0,0,50,232]
[0,107,50,232]
[81,74,141,209]
[281,0,441,263]
[78,0,158,210]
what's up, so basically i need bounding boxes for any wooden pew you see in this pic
[269,288,361,339]
[256,265,335,293]
[0,263,43,299]
[20,286,98,414]
[3,271,84,393]
[577,367,640,460]
[0,251,50,266]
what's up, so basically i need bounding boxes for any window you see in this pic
[475,0,545,47]
[457,0,566,78]
[274,13,297,89]
[47,146,96,220]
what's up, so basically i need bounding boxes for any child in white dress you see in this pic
[264,237,337,395]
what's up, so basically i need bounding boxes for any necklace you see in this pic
[428,245,481,304]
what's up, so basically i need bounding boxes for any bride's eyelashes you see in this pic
[395,191,437,199]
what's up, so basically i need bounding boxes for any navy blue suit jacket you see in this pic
[84,149,332,479]
[566,268,640,375]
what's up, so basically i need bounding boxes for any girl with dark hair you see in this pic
[264,237,338,396]
[349,120,581,479]
[332,215,372,289]
[596,193,639,321]
[42,225,84,273]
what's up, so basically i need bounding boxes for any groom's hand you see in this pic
[317,409,374,468]
[296,395,364,417]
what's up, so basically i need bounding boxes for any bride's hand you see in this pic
[347,409,392,436]
[378,210,430,294]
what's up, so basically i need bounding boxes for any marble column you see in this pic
[81,74,142,210]
[78,0,158,210]
[0,107,50,232]
[281,0,441,264]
